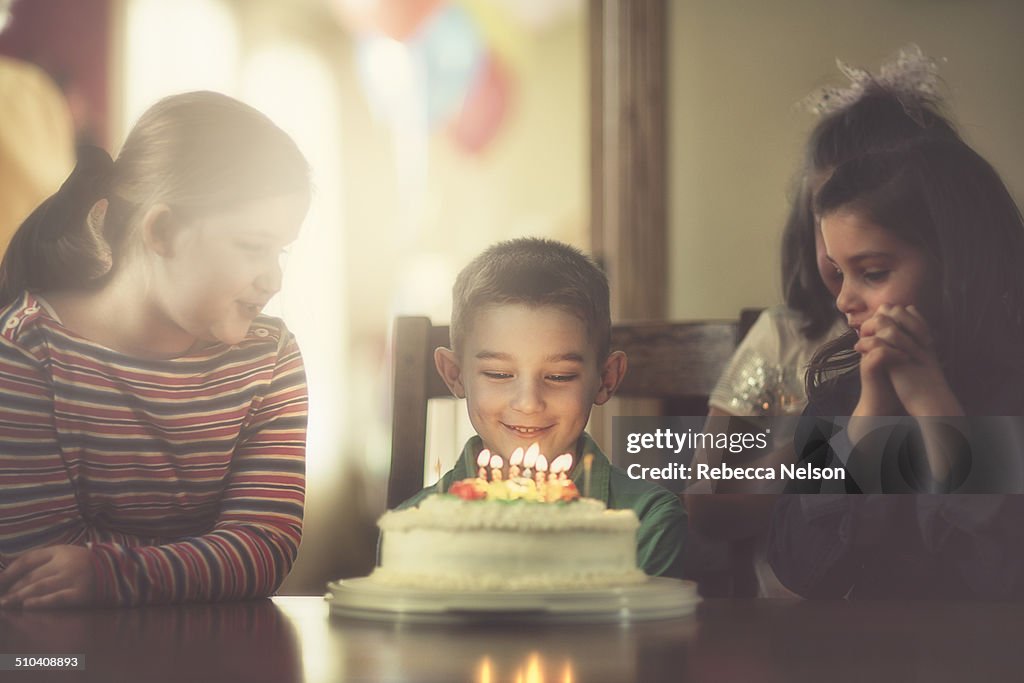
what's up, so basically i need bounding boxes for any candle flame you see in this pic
[550,453,573,474]
[523,442,540,467]
[534,454,548,472]
[509,446,525,466]
[489,454,504,469]
[477,449,491,467]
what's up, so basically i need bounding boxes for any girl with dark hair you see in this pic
[770,133,1024,600]
[0,91,311,607]
[712,47,960,419]
[690,47,964,597]
[805,135,1024,416]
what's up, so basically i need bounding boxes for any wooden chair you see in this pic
[387,313,761,509]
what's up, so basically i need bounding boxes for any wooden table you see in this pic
[2,596,1022,682]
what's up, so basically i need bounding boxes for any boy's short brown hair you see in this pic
[450,237,611,360]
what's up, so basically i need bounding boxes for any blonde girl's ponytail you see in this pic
[0,145,115,306]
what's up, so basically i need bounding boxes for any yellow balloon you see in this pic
[456,0,529,74]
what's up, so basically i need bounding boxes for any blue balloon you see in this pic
[410,3,485,126]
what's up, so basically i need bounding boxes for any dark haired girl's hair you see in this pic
[781,85,960,339]
[0,91,310,306]
[806,135,1024,410]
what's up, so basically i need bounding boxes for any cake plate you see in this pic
[325,577,699,624]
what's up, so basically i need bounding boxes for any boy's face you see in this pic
[436,304,625,460]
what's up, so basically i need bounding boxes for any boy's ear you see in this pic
[140,203,179,257]
[594,350,627,406]
[434,346,465,399]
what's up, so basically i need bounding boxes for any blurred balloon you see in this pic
[334,0,442,40]
[457,0,528,74]
[355,35,422,128]
[409,2,485,126]
[449,52,512,155]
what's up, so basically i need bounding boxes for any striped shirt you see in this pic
[0,292,307,605]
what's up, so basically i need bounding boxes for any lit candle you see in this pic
[534,454,548,488]
[548,459,561,479]
[490,454,504,481]
[550,453,573,480]
[477,449,491,480]
[509,447,524,478]
[522,442,539,478]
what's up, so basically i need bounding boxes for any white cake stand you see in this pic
[325,577,699,624]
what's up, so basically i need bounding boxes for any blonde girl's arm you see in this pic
[86,335,309,606]
[0,333,182,608]
[0,335,95,558]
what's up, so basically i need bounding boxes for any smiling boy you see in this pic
[398,238,687,578]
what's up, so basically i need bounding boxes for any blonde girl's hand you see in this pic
[0,546,96,609]
[856,305,963,416]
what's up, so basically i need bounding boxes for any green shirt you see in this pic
[397,433,688,579]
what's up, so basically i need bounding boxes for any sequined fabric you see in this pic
[717,348,805,416]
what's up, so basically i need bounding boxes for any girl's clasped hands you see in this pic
[854,303,963,417]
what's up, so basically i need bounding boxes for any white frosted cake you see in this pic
[370,491,647,591]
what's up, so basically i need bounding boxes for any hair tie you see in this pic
[801,44,945,116]
[36,144,114,239]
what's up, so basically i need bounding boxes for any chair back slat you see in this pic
[389,317,433,509]
[613,321,738,399]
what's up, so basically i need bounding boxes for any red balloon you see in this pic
[449,53,513,155]
[334,0,442,40]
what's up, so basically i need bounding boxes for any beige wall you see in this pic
[668,0,1024,319]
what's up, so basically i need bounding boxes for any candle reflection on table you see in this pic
[314,602,697,683]
[476,652,575,683]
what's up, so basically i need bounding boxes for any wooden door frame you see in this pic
[589,0,668,321]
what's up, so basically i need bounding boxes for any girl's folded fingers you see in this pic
[887,305,932,347]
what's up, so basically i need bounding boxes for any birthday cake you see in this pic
[370,466,647,591]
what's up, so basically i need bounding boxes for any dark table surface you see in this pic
[2,595,1023,682]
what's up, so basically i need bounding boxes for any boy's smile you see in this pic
[435,303,625,460]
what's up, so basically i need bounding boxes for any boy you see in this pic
[398,237,686,578]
